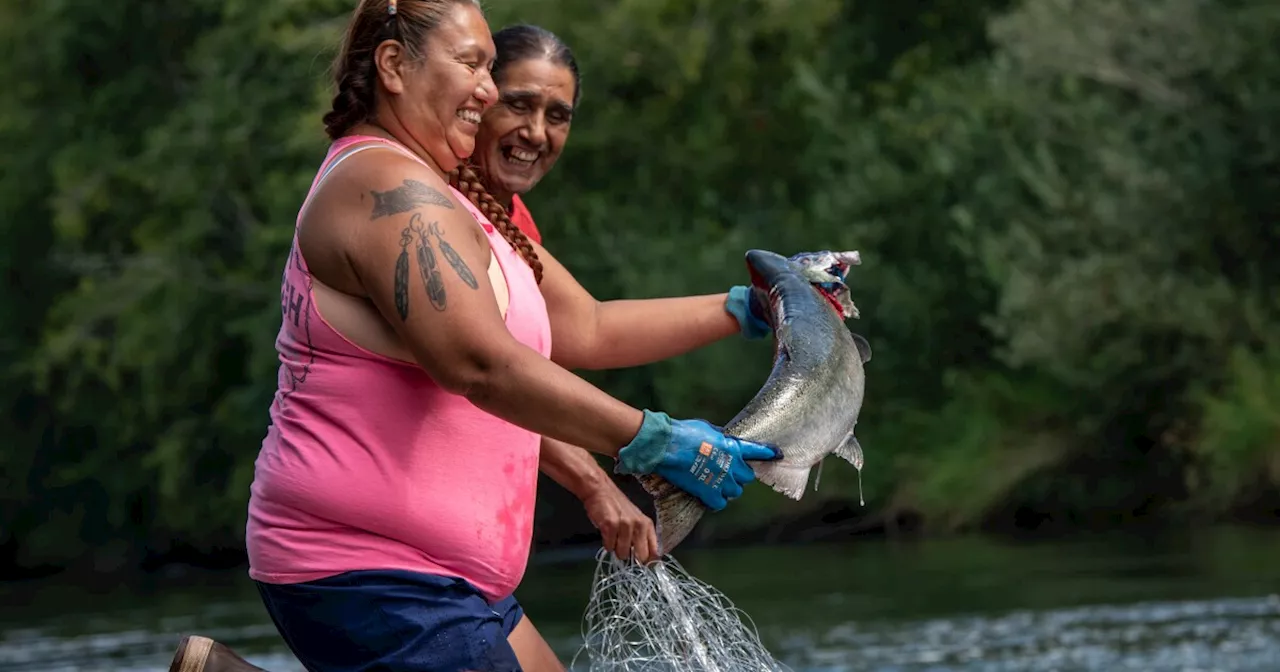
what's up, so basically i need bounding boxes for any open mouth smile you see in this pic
[501,146,540,169]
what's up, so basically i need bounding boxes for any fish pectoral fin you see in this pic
[834,431,864,471]
[752,462,812,501]
[851,333,872,364]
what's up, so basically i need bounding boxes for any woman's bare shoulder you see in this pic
[318,147,463,220]
[299,147,477,294]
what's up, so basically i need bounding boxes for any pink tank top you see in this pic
[245,135,552,603]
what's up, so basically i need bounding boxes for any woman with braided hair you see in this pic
[449,23,667,662]
[232,1,796,670]
[450,28,663,572]
[456,24,580,247]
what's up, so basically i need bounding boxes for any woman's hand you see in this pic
[537,437,660,563]
[615,410,781,510]
[581,485,659,564]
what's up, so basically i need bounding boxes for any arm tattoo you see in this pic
[391,214,481,320]
[394,229,413,319]
[427,221,479,290]
[370,180,456,220]
[409,214,448,311]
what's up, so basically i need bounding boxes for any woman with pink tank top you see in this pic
[215,2,851,671]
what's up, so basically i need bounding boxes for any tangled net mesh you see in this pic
[570,548,793,672]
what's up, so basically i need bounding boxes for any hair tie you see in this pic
[388,0,397,15]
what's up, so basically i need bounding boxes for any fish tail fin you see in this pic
[637,474,706,555]
[834,432,864,470]
[752,462,813,500]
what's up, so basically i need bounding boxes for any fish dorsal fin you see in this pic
[851,333,872,363]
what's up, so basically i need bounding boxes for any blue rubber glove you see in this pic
[725,285,771,340]
[615,409,782,510]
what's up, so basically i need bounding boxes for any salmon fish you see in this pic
[638,249,872,554]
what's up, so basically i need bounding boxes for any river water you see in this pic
[3,525,1280,671]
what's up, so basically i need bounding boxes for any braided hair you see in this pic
[442,24,584,285]
[449,164,544,284]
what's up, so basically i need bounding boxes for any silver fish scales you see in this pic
[638,248,872,554]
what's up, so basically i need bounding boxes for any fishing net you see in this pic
[568,249,864,671]
[571,548,793,672]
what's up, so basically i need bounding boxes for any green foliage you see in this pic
[881,371,1075,532]
[2,0,1278,572]
[1191,345,1280,512]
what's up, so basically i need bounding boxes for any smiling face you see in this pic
[375,1,499,171]
[473,57,577,206]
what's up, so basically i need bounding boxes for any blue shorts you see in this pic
[255,569,526,672]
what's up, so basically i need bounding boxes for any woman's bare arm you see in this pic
[540,436,660,563]
[530,239,743,371]
[336,154,642,456]
[538,436,614,501]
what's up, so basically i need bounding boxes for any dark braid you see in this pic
[449,164,544,284]
[323,60,378,140]
[448,23,581,285]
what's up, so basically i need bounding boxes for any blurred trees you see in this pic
[1,0,1277,574]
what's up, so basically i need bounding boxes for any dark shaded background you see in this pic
[1,0,1278,582]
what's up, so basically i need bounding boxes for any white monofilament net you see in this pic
[570,548,793,672]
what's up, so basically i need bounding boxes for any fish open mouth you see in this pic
[744,249,862,320]
[789,250,861,320]
[815,286,849,316]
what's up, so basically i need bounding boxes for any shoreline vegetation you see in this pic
[5,487,1278,585]
[2,0,1278,583]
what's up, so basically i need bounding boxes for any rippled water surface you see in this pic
[4,526,1280,671]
